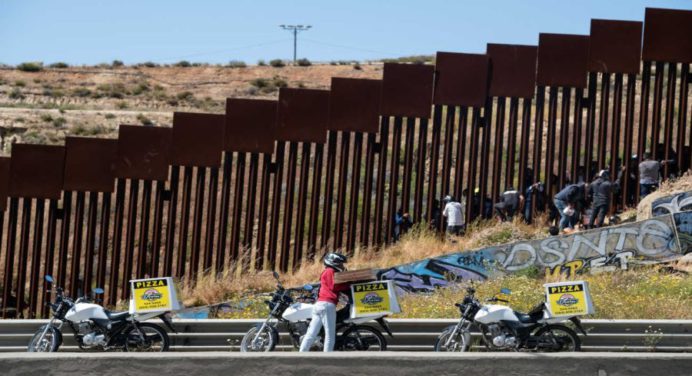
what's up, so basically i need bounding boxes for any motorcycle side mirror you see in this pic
[500,288,512,295]
[303,284,313,291]
[45,275,54,284]
[93,288,104,295]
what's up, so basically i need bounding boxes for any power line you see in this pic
[158,39,291,63]
[300,38,405,57]
[279,25,311,64]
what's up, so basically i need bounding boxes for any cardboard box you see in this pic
[334,269,377,284]
[544,280,595,317]
[350,280,401,318]
[129,277,182,314]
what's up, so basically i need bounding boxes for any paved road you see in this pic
[2,352,691,376]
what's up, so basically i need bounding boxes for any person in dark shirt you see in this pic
[494,186,521,222]
[639,152,673,197]
[553,183,587,231]
[588,169,622,228]
[393,209,413,242]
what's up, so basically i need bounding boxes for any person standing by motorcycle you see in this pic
[299,252,350,352]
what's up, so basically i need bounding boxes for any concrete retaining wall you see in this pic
[1,352,691,376]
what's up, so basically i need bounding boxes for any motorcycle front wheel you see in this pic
[27,325,61,352]
[534,324,581,352]
[434,325,469,352]
[339,326,387,351]
[124,322,170,352]
[240,324,278,352]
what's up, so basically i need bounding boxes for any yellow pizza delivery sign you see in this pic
[544,281,594,317]
[130,277,181,313]
[350,280,400,318]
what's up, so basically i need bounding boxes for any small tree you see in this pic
[269,59,285,68]
[112,60,124,67]
[227,60,247,68]
[17,62,43,72]
[174,60,191,67]
[296,58,311,67]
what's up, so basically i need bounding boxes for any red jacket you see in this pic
[318,267,349,304]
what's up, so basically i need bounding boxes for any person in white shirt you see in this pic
[442,195,465,236]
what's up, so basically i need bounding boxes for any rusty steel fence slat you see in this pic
[1,7,692,318]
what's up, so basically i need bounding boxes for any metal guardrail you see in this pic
[0,319,690,352]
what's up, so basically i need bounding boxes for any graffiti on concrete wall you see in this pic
[652,191,692,216]
[379,215,682,293]
[490,215,680,272]
[377,252,490,293]
[544,250,634,278]
[673,212,692,255]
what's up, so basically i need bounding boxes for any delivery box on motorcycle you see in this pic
[350,280,400,318]
[543,280,594,317]
[129,277,183,314]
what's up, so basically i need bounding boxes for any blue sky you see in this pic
[1,0,690,65]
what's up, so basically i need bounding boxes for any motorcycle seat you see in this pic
[514,311,538,324]
[106,310,130,321]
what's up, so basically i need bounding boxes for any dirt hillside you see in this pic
[0,63,381,154]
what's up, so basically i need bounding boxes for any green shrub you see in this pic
[296,58,311,67]
[14,80,26,87]
[353,63,362,70]
[227,60,247,68]
[72,88,92,97]
[49,62,69,68]
[72,124,107,137]
[9,89,24,99]
[176,91,194,101]
[132,82,150,95]
[116,101,128,109]
[40,114,54,123]
[104,113,116,119]
[112,60,124,67]
[249,78,269,88]
[140,61,158,68]
[329,61,337,66]
[136,113,154,126]
[257,60,267,66]
[269,59,285,68]
[52,117,66,127]
[17,62,43,72]
[97,83,128,98]
[174,60,191,67]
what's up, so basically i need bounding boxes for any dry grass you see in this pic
[177,217,550,307]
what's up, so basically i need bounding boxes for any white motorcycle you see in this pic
[239,272,392,351]
[434,286,586,352]
[27,275,175,352]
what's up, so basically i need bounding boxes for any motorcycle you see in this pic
[240,271,392,352]
[434,286,586,352]
[27,275,175,352]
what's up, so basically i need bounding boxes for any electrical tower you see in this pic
[280,24,311,64]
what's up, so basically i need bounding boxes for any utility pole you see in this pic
[279,25,311,64]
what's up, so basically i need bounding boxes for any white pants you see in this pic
[299,301,336,352]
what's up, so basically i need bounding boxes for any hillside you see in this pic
[0,63,380,153]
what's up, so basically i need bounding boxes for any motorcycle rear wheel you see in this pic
[534,324,581,352]
[340,326,387,351]
[240,325,278,352]
[124,323,170,352]
[434,325,469,352]
[27,325,61,352]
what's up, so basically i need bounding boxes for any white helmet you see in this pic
[323,252,347,272]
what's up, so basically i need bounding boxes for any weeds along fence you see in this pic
[0,8,691,318]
